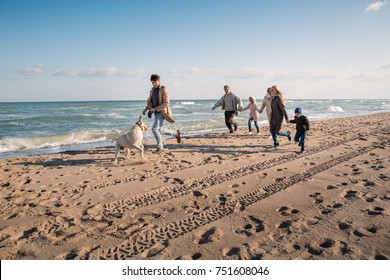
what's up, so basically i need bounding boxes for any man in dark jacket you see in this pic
[212,85,242,133]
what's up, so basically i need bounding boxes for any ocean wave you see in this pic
[176,101,196,105]
[9,113,128,124]
[0,129,121,153]
[81,113,127,119]
[300,100,326,103]
[0,121,26,127]
[328,106,344,112]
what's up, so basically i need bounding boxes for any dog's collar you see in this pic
[135,122,142,128]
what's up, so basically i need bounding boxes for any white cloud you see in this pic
[378,63,390,69]
[183,67,345,82]
[365,1,387,12]
[52,67,144,78]
[163,66,390,99]
[79,67,118,77]
[16,64,44,76]
[186,67,268,79]
[52,69,79,77]
[7,65,390,100]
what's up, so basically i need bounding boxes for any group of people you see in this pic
[142,74,310,154]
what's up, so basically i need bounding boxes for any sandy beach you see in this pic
[0,112,389,260]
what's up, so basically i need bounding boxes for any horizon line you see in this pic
[1,98,390,104]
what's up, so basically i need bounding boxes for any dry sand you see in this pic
[0,112,389,260]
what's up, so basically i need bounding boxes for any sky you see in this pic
[0,0,389,102]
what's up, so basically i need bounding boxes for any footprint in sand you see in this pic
[364,192,377,203]
[364,206,385,217]
[320,206,333,215]
[326,184,337,190]
[277,206,300,216]
[269,220,295,242]
[183,200,200,215]
[192,190,207,199]
[306,239,355,258]
[380,194,390,201]
[15,249,37,260]
[55,250,79,260]
[173,178,185,185]
[141,241,169,258]
[17,226,39,241]
[343,190,360,199]
[378,174,389,181]
[374,254,388,260]
[234,216,265,237]
[351,165,362,175]
[309,192,324,204]
[223,246,241,257]
[222,243,264,260]
[363,179,376,187]
[194,227,223,245]
[276,168,287,172]
[101,192,115,201]
[218,194,227,205]
[338,221,352,231]
[176,252,203,260]
[364,224,379,235]
[370,164,385,171]
[190,252,202,260]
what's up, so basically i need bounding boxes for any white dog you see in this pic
[113,116,148,164]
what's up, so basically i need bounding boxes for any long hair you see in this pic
[272,85,286,104]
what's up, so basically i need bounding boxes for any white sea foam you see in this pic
[2,122,26,127]
[328,106,344,112]
[81,113,126,119]
[177,101,196,105]
[0,130,120,153]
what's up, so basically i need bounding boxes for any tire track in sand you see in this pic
[90,144,379,259]
[97,133,373,218]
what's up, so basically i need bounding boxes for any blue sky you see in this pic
[0,0,389,101]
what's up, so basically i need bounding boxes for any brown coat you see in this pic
[146,86,174,123]
[259,94,272,123]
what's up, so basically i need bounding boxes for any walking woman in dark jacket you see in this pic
[269,85,291,148]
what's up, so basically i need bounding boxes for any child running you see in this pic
[240,96,261,135]
[289,107,310,152]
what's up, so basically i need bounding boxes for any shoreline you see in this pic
[1,97,389,157]
[2,110,390,159]
[0,112,389,260]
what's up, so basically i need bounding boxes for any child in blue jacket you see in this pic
[289,107,310,152]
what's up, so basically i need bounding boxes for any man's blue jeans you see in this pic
[152,112,164,149]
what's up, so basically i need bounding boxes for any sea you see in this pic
[0,99,389,158]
